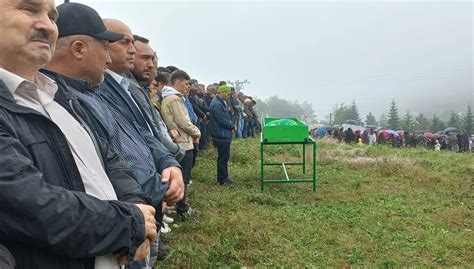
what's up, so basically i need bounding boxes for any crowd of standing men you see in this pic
[0,1,258,268]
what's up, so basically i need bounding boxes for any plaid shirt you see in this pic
[63,76,155,171]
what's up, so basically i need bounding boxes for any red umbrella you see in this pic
[424,132,434,139]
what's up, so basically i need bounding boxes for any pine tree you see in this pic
[387,99,400,130]
[379,113,387,128]
[365,112,377,126]
[350,100,361,124]
[431,114,446,132]
[447,111,461,128]
[332,103,352,125]
[464,105,473,134]
[402,110,414,132]
[414,113,429,131]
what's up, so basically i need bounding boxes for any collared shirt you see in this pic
[107,68,130,93]
[0,68,117,200]
[0,68,118,269]
[106,69,153,133]
[61,74,155,172]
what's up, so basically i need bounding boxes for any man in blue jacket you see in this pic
[209,85,235,186]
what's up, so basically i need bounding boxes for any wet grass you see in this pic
[157,137,474,268]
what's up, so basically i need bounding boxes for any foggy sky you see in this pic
[56,0,473,120]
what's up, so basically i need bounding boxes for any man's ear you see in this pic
[70,40,87,60]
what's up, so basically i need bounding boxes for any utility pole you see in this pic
[226,79,250,92]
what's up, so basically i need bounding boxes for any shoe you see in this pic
[163,214,174,224]
[156,238,170,261]
[188,180,193,185]
[160,223,171,234]
[219,179,233,186]
[219,181,232,187]
[176,207,201,221]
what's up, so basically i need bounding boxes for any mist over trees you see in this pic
[253,95,472,134]
[327,101,362,125]
[254,95,317,125]
[365,112,377,126]
[323,99,473,133]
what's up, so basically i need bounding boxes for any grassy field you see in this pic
[158,137,473,268]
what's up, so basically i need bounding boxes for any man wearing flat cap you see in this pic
[209,85,235,186]
[0,1,157,268]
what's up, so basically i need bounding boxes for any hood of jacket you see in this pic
[161,86,181,98]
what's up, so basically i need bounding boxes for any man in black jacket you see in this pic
[98,20,185,205]
[0,1,156,268]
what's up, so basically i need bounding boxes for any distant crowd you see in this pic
[327,128,473,152]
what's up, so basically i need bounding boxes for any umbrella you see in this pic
[424,132,434,139]
[315,127,327,137]
[385,130,400,137]
[366,125,377,130]
[444,127,458,133]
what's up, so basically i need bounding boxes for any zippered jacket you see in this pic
[0,79,147,269]
[209,96,234,142]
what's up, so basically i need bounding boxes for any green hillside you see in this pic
[158,138,473,267]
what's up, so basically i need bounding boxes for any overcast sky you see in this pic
[56,0,473,120]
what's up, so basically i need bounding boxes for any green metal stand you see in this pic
[260,134,317,192]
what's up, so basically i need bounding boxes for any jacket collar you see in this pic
[215,95,227,105]
[39,69,84,106]
[0,79,16,105]
[161,86,182,98]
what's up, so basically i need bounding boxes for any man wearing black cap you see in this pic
[44,2,186,268]
[0,1,157,269]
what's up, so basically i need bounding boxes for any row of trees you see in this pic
[254,95,317,125]
[330,100,473,133]
[379,100,472,133]
[252,95,472,134]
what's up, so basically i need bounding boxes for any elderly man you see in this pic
[0,1,157,268]
[43,4,186,268]
[44,3,184,206]
[98,18,184,211]
[96,19,185,264]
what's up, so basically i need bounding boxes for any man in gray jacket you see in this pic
[127,35,185,162]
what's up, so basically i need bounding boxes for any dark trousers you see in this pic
[213,139,231,184]
[198,121,208,150]
[177,150,193,213]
